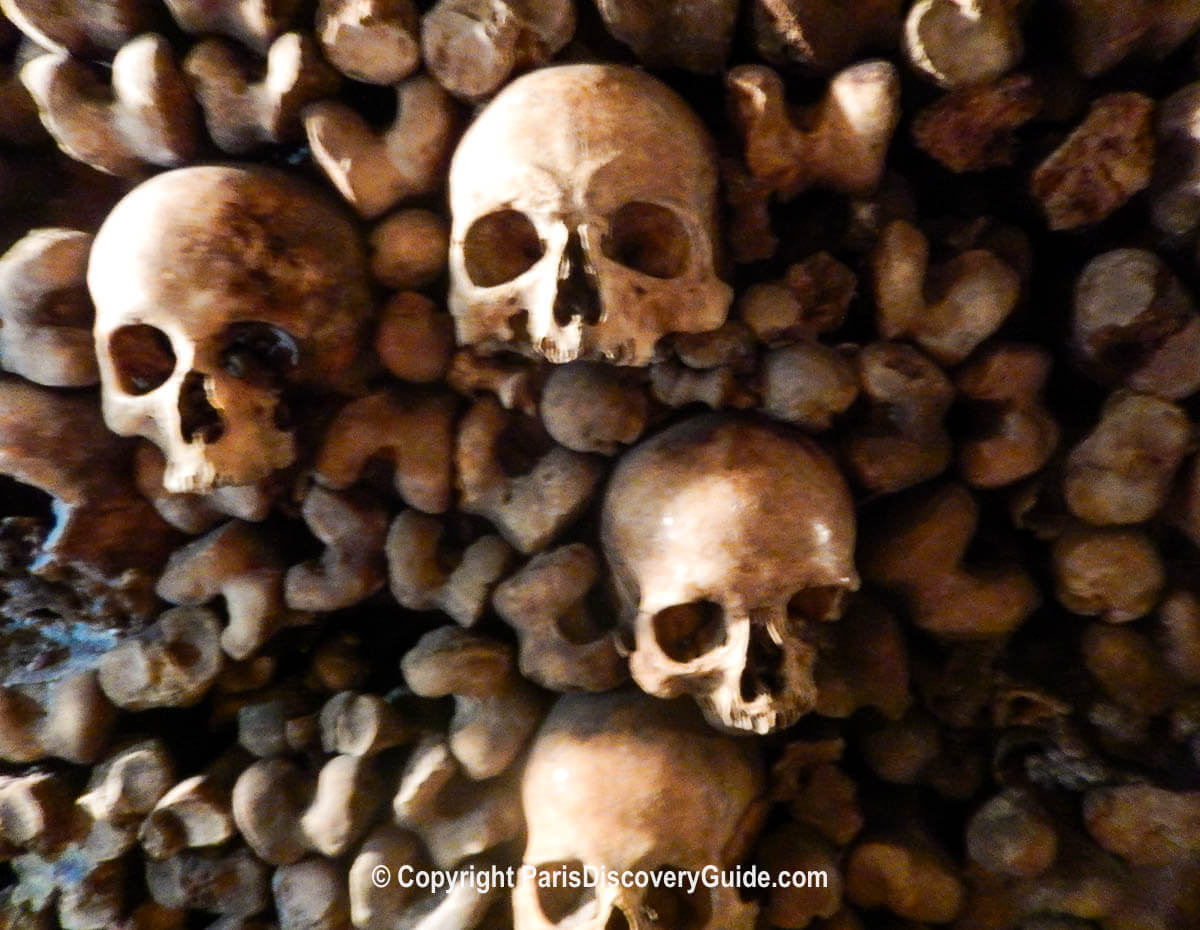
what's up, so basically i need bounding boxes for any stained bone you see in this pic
[602,413,858,733]
[448,64,731,366]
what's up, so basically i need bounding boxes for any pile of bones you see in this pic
[2,0,1200,927]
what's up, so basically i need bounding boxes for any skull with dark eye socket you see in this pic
[448,64,732,367]
[89,165,371,493]
[601,413,860,734]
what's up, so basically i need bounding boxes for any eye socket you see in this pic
[652,600,725,663]
[642,866,712,930]
[787,586,848,622]
[219,322,299,387]
[601,202,690,279]
[109,324,176,395]
[533,860,598,924]
[462,209,544,287]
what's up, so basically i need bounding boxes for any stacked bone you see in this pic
[2,0,1200,928]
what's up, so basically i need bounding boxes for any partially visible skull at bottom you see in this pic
[514,688,763,930]
[448,64,733,366]
[601,413,859,734]
[88,165,372,493]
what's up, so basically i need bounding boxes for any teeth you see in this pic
[704,692,806,734]
[539,339,580,364]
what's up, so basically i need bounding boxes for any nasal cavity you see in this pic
[553,229,602,327]
[604,910,631,930]
[740,618,785,701]
[178,371,225,444]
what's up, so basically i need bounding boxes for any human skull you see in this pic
[514,688,763,930]
[448,64,732,366]
[88,165,372,493]
[601,414,859,734]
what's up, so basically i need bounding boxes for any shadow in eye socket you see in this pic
[534,860,600,924]
[787,586,847,622]
[464,209,545,287]
[641,866,712,929]
[653,601,724,662]
[602,202,690,279]
[219,322,299,387]
[109,324,176,395]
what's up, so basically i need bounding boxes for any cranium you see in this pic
[513,688,763,930]
[88,165,372,493]
[601,413,859,734]
[447,64,732,366]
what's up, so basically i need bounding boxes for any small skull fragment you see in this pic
[602,413,859,733]
[448,64,732,366]
[89,165,372,493]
